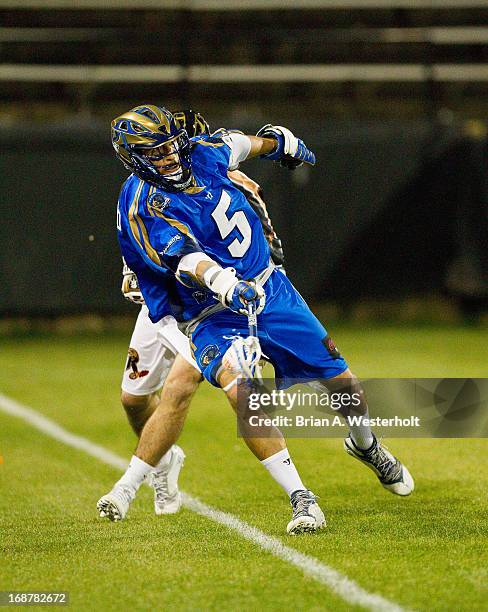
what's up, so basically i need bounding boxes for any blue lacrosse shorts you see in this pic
[190,269,348,388]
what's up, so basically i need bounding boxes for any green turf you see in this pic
[0,416,357,612]
[1,326,487,611]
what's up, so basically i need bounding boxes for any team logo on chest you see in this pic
[148,192,171,211]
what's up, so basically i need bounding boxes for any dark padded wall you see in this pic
[1,122,485,315]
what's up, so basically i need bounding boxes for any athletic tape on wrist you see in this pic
[203,266,238,304]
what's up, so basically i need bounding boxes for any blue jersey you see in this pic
[117,135,271,323]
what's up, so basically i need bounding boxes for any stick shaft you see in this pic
[246,302,262,383]
[247,302,257,337]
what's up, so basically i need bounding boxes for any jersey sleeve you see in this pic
[221,133,252,170]
[148,214,203,272]
[191,132,250,174]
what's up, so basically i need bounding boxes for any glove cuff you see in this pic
[256,124,283,160]
[203,266,238,305]
[256,124,300,161]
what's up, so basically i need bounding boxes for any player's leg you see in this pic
[134,354,201,466]
[98,355,201,521]
[120,307,189,514]
[326,368,414,496]
[192,310,326,533]
[121,390,159,436]
[261,271,414,496]
[98,310,199,520]
[217,367,325,534]
[187,307,326,535]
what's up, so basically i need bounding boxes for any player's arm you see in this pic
[176,252,265,316]
[222,128,316,171]
[246,136,278,159]
[131,216,264,316]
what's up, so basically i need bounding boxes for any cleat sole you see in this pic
[97,498,124,522]
[287,517,325,535]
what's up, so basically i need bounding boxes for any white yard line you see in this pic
[0,392,408,612]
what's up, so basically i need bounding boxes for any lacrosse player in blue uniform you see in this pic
[98,105,414,534]
[116,111,288,518]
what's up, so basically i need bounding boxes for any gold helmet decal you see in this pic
[111,105,173,148]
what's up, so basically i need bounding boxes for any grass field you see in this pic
[1,325,487,611]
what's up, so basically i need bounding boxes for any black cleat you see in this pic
[344,435,414,496]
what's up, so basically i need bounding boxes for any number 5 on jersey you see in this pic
[211,191,251,258]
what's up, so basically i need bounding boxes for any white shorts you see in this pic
[121,306,198,396]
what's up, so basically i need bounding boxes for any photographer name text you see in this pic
[248,415,421,428]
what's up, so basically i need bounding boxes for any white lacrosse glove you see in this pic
[203,266,266,315]
[256,124,316,169]
[121,263,145,305]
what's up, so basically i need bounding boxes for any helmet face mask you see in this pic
[111,105,193,192]
[132,132,192,190]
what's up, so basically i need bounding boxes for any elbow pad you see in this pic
[176,252,215,289]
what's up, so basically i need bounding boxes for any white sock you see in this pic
[153,447,173,470]
[349,409,374,450]
[261,448,306,497]
[115,455,153,491]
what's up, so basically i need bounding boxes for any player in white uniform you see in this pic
[117,111,286,516]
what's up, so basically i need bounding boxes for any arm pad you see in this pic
[176,252,215,288]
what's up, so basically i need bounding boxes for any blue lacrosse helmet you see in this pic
[111,105,193,192]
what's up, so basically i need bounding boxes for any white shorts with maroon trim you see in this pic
[121,306,197,396]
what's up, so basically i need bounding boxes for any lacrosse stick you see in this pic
[246,301,263,384]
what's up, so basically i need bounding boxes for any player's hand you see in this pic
[121,265,145,305]
[203,266,265,315]
[256,124,316,169]
[225,280,265,316]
